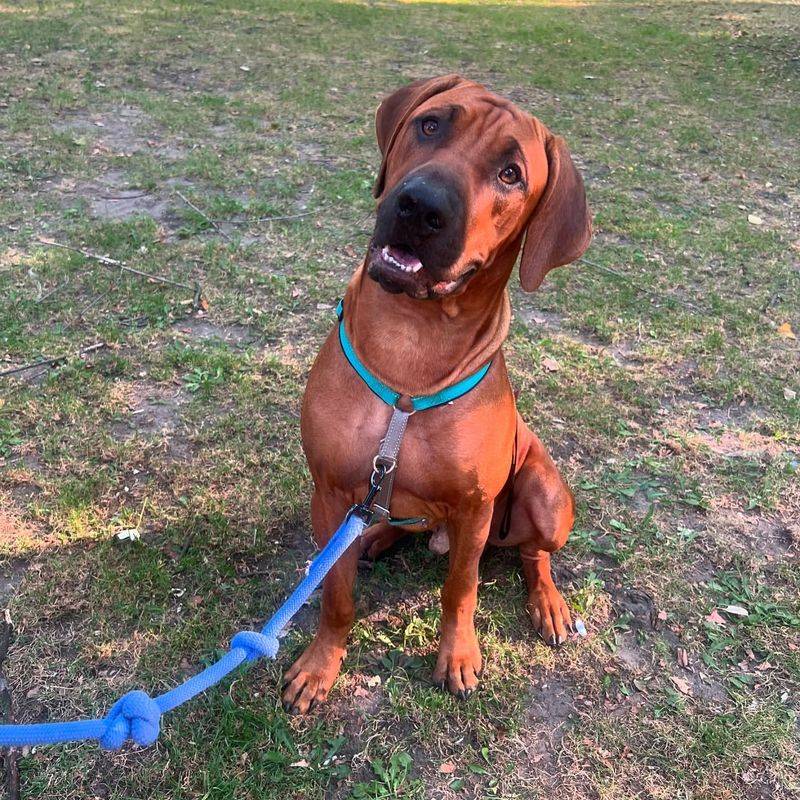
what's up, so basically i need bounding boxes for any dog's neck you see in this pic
[344,242,520,397]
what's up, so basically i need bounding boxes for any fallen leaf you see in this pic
[784,387,797,401]
[747,214,763,225]
[542,356,560,372]
[353,686,370,698]
[705,609,726,625]
[366,675,381,688]
[289,759,309,768]
[657,610,668,621]
[669,676,693,696]
[723,604,749,617]
[439,762,456,774]
[777,322,796,339]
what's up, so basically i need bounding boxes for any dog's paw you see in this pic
[432,632,482,699]
[528,584,573,646]
[281,640,345,715]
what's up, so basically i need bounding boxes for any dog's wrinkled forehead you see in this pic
[376,81,548,200]
[417,86,531,134]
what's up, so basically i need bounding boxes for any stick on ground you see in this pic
[175,190,233,242]
[36,238,202,301]
[0,612,19,800]
[0,342,106,379]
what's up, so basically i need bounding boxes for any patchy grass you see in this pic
[1,0,798,798]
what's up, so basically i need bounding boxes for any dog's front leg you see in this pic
[433,506,492,698]
[282,491,358,714]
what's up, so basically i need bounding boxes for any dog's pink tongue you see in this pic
[387,246,422,270]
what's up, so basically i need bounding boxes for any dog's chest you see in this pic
[301,330,514,508]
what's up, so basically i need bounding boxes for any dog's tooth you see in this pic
[411,262,422,273]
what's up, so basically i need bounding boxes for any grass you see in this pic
[1,0,798,798]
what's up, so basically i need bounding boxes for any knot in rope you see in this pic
[231,631,279,662]
[100,690,161,750]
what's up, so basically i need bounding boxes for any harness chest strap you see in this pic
[335,298,505,528]
[371,406,411,522]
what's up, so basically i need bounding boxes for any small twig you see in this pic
[118,316,149,329]
[175,190,233,243]
[578,257,704,312]
[36,238,202,304]
[0,614,11,669]
[35,276,71,304]
[0,355,66,378]
[0,342,106,379]
[21,368,50,385]
[96,191,149,200]
[255,208,321,223]
[0,611,19,800]
[75,289,110,321]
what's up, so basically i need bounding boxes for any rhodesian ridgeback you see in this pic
[282,74,591,713]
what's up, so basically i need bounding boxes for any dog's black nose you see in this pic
[395,175,454,235]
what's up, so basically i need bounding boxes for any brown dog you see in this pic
[282,75,591,714]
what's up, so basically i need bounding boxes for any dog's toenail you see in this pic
[282,702,292,713]
[550,635,557,646]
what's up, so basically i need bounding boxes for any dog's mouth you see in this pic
[367,243,479,299]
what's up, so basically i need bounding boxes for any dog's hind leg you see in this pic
[505,414,575,646]
[360,520,409,560]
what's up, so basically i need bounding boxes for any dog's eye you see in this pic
[421,118,439,136]
[499,164,522,185]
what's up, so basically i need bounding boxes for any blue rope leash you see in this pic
[0,512,368,750]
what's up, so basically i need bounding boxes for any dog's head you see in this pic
[368,75,591,299]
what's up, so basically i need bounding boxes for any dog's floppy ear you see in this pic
[519,133,592,292]
[373,74,466,198]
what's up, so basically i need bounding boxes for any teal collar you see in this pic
[335,299,492,412]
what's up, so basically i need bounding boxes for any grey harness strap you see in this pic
[370,407,411,521]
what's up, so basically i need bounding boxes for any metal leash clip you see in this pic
[351,407,411,527]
